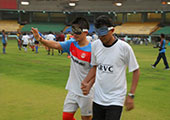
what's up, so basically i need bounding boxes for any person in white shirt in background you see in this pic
[28,34,35,51]
[43,32,49,51]
[81,15,140,120]
[91,31,98,42]
[46,31,56,55]
[86,33,93,42]
[22,32,30,52]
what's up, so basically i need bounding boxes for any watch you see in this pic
[128,93,135,99]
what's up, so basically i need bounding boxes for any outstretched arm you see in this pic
[125,68,140,111]
[81,66,97,95]
[31,27,62,50]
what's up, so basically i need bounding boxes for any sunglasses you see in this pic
[72,26,88,35]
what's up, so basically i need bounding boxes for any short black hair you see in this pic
[23,32,26,35]
[49,31,53,34]
[94,15,113,29]
[71,17,89,30]
[161,33,165,38]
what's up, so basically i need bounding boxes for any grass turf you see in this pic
[0,40,170,120]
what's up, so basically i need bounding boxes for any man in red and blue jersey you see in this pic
[32,17,93,120]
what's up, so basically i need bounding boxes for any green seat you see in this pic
[152,26,170,35]
[21,23,65,33]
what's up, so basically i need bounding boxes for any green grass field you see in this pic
[0,40,170,120]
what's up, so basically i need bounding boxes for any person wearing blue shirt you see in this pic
[33,31,44,53]
[16,32,22,51]
[152,34,169,70]
[1,30,7,54]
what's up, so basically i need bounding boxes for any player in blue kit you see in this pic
[152,34,169,70]
[1,30,8,54]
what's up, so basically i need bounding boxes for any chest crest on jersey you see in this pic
[81,53,86,58]
[70,43,91,63]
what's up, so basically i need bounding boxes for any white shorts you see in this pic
[63,91,93,116]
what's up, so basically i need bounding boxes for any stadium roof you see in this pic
[17,0,170,13]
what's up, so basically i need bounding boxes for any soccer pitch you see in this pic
[0,40,170,120]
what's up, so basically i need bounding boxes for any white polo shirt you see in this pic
[46,34,55,41]
[91,39,139,106]
[22,35,29,45]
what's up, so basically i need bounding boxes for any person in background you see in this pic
[91,31,98,42]
[16,31,22,51]
[33,31,44,53]
[86,33,93,42]
[65,31,73,58]
[58,30,65,55]
[65,31,72,41]
[151,33,169,70]
[46,31,56,56]
[1,30,8,54]
[43,32,49,51]
[28,33,35,51]
[22,32,29,52]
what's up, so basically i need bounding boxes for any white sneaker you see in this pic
[151,65,155,68]
[165,68,170,70]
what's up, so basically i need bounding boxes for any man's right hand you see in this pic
[81,81,90,95]
[31,27,41,41]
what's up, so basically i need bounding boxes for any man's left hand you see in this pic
[124,96,134,111]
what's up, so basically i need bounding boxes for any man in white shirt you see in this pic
[46,31,56,55]
[81,15,140,120]
[22,32,30,52]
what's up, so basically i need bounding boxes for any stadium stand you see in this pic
[21,23,65,32]
[114,22,159,35]
[0,0,170,41]
[0,20,20,32]
[152,26,170,35]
